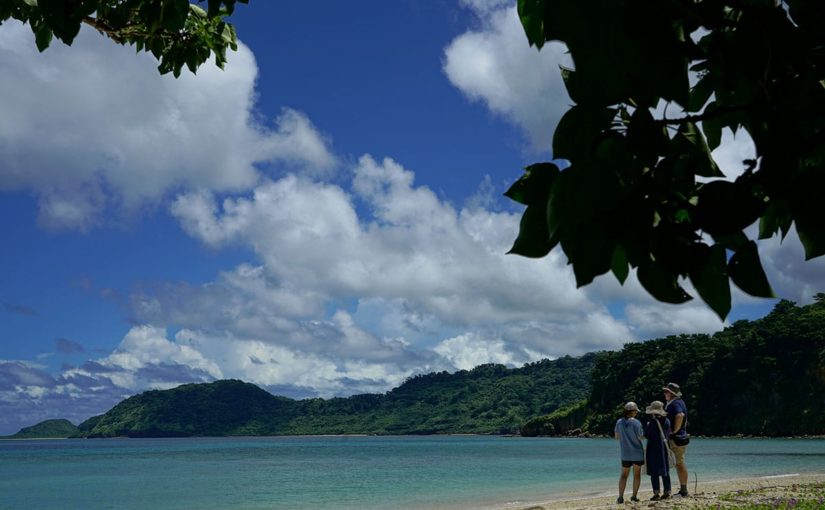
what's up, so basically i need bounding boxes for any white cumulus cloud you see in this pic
[0,21,335,230]
[444,4,571,152]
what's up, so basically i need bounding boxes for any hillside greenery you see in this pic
[77,354,596,437]
[15,297,825,439]
[1,418,79,439]
[523,296,825,437]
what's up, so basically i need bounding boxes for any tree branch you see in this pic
[82,16,128,44]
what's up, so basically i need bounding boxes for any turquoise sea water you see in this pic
[1,436,824,510]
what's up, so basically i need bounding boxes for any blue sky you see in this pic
[0,0,820,435]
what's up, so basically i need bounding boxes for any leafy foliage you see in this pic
[0,0,248,76]
[509,0,825,319]
[526,297,825,437]
[76,356,596,437]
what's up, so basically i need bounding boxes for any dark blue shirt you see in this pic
[665,398,688,437]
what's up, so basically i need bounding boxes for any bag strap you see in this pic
[655,418,672,456]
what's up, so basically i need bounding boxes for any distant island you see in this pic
[5,297,824,439]
[1,419,80,439]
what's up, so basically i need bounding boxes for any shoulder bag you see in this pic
[655,419,677,470]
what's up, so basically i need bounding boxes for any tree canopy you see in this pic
[1,0,248,76]
[508,0,824,319]
[522,296,825,437]
[70,357,596,437]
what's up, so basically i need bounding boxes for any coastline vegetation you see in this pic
[5,297,824,439]
[523,296,825,437]
[70,353,596,437]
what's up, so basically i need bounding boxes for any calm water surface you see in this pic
[1,436,823,510]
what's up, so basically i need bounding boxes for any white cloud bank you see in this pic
[0,21,335,230]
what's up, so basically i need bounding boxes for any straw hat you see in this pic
[645,401,667,416]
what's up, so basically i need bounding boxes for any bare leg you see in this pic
[619,466,630,498]
[632,465,642,497]
[676,461,688,487]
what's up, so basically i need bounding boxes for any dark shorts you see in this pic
[622,460,644,467]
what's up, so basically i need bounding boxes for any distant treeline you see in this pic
[7,297,824,439]
[523,296,825,437]
[71,354,595,437]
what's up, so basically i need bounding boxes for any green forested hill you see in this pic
[79,380,298,437]
[79,354,596,437]
[22,298,825,438]
[523,297,825,437]
[1,418,79,439]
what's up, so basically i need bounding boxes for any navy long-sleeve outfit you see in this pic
[644,417,672,493]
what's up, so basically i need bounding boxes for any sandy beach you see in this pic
[504,472,825,510]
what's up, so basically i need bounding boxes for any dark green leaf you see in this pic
[503,163,560,206]
[637,258,693,304]
[517,0,546,49]
[796,228,825,261]
[565,221,616,287]
[688,74,713,113]
[206,0,222,16]
[712,231,749,252]
[545,169,575,240]
[559,66,582,104]
[37,0,83,44]
[791,168,825,260]
[627,107,668,167]
[688,244,731,320]
[758,199,792,240]
[695,180,765,236]
[33,20,53,52]
[575,159,622,215]
[611,244,629,285]
[728,241,775,298]
[672,121,723,178]
[163,0,191,31]
[621,1,691,107]
[507,204,557,258]
[699,102,724,151]
[553,106,616,162]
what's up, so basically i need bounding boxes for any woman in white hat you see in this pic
[644,401,672,500]
[614,401,644,503]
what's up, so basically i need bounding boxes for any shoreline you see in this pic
[501,472,825,510]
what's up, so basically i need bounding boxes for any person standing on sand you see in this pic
[644,401,672,500]
[664,382,690,497]
[614,401,644,504]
